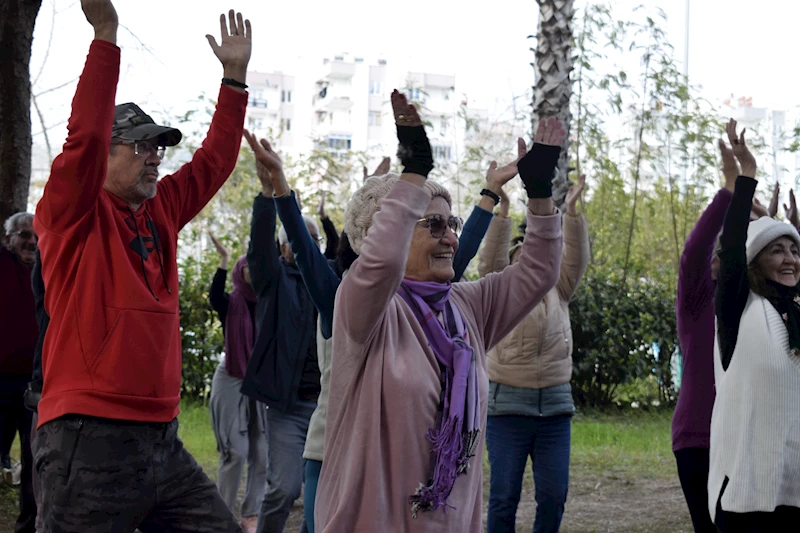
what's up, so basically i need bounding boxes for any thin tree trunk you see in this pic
[532,0,576,210]
[620,44,653,287]
[0,0,42,224]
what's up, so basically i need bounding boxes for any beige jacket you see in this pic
[478,212,590,389]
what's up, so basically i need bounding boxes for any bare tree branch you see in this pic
[32,0,56,87]
[31,93,53,164]
[34,76,78,98]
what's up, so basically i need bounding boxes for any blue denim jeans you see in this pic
[256,401,315,533]
[486,414,571,533]
[303,460,322,533]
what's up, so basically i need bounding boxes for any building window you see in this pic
[281,90,286,102]
[287,90,292,103]
[368,111,382,126]
[369,80,382,95]
[328,135,352,151]
[280,119,292,132]
[432,145,451,161]
[408,88,421,101]
[440,117,449,135]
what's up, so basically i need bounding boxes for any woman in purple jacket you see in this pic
[672,138,775,533]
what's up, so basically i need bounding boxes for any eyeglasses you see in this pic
[10,230,37,242]
[416,215,463,239]
[112,140,166,159]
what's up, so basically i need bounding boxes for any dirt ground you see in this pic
[278,471,693,533]
[1,464,692,533]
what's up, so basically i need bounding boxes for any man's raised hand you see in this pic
[725,118,757,178]
[244,130,292,198]
[206,10,252,90]
[81,0,118,43]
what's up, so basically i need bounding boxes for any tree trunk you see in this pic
[0,0,42,225]
[532,0,575,210]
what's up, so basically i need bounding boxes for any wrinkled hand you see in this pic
[391,90,423,127]
[768,184,780,218]
[718,138,738,192]
[81,0,118,42]
[725,118,757,178]
[366,157,391,180]
[244,129,283,196]
[206,10,252,74]
[208,231,229,259]
[752,198,769,220]
[785,189,799,227]
[534,117,567,147]
[566,174,586,215]
[485,138,527,194]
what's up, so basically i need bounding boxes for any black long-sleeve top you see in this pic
[714,175,758,371]
[321,217,339,261]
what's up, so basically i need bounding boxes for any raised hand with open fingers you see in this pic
[244,129,285,196]
[566,174,586,215]
[208,231,229,259]
[718,138,739,192]
[785,189,799,228]
[206,10,252,87]
[486,137,527,194]
[768,184,781,218]
[725,118,757,178]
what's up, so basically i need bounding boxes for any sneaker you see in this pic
[11,461,21,487]
[239,515,258,533]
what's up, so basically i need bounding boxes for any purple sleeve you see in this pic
[677,188,733,319]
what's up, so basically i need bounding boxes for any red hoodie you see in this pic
[33,40,246,428]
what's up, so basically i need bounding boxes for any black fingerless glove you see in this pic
[517,143,562,199]
[396,125,434,178]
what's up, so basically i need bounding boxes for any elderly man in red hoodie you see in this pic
[0,212,38,533]
[32,1,252,531]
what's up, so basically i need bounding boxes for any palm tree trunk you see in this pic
[532,0,576,210]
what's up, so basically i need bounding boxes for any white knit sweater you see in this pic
[709,291,800,520]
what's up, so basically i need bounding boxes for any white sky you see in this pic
[29,0,800,164]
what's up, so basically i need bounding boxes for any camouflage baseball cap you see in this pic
[112,103,182,147]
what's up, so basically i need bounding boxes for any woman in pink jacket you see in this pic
[314,90,566,532]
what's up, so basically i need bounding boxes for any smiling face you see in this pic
[754,236,800,287]
[404,196,460,283]
[104,141,162,208]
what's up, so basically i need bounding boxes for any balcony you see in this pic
[323,61,356,80]
[314,92,355,113]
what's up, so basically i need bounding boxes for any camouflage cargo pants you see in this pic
[34,415,242,533]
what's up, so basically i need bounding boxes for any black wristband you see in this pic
[480,189,501,205]
[517,143,561,199]
[222,77,248,89]
[396,125,434,177]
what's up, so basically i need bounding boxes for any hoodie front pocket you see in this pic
[88,307,180,398]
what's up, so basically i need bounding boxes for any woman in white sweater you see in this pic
[711,119,800,531]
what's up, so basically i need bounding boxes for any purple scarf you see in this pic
[398,278,481,517]
[224,255,257,379]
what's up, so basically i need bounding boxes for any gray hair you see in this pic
[278,216,320,245]
[4,212,34,236]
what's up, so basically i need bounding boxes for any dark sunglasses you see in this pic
[416,215,463,239]
[11,230,37,242]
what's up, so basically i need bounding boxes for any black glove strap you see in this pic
[480,189,501,205]
[396,125,434,177]
[222,77,248,89]
[517,143,561,199]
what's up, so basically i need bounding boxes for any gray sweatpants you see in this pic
[34,415,241,533]
[210,364,268,518]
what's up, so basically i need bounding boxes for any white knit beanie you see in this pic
[745,216,800,264]
[343,173,452,255]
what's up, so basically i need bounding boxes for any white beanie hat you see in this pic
[343,173,452,255]
[745,216,800,264]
